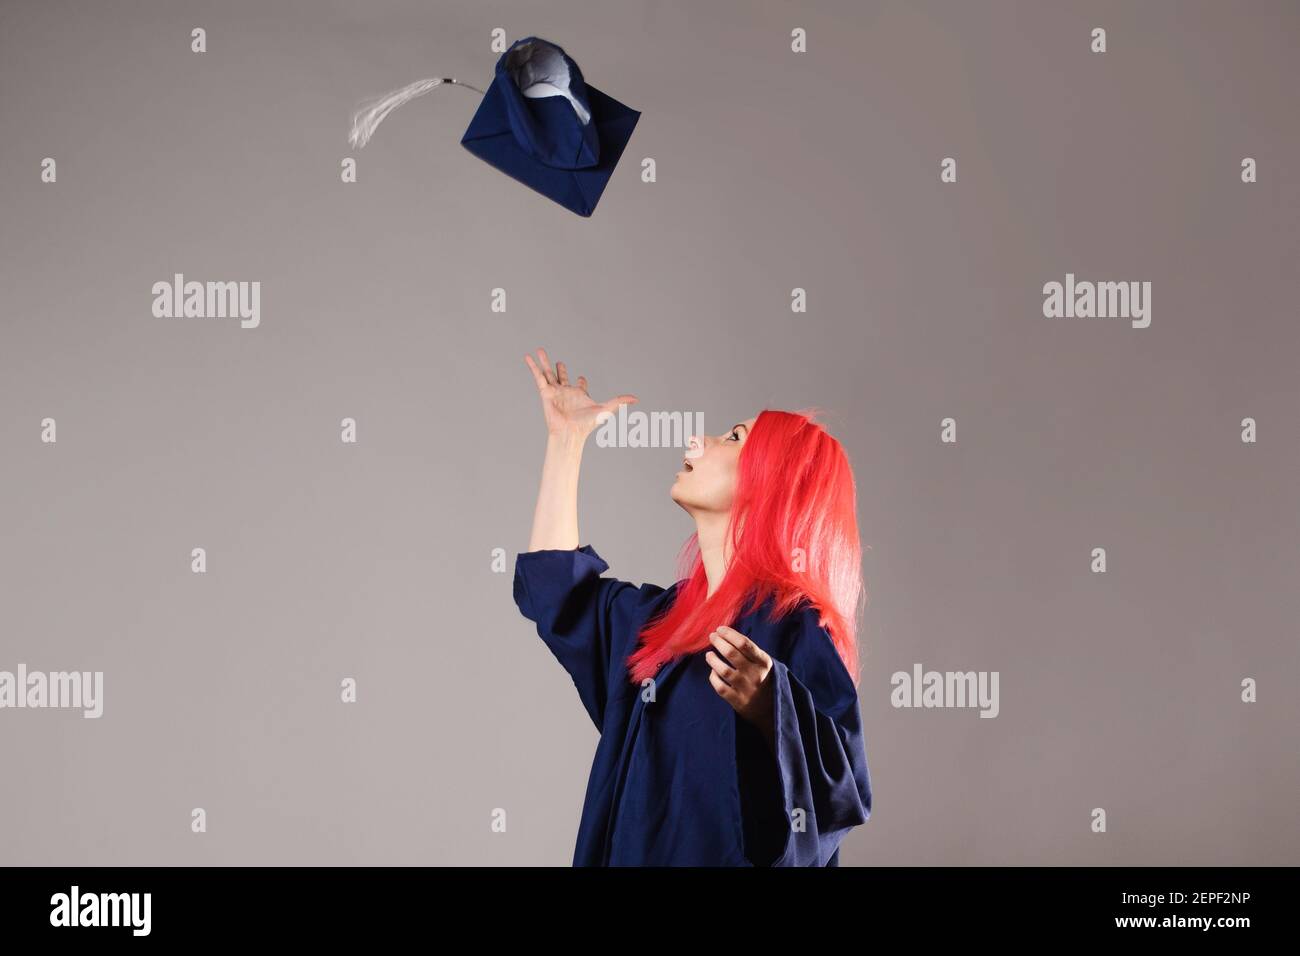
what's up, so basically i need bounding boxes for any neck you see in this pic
[693,511,732,599]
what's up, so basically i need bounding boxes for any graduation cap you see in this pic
[349,36,640,217]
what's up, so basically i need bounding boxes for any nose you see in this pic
[686,433,704,458]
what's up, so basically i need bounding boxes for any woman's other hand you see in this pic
[706,626,777,751]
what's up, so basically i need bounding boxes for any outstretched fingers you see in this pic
[523,353,548,390]
[535,348,556,385]
[525,348,558,389]
[526,350,633,410]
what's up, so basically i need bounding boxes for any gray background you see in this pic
[2,0,1297,865]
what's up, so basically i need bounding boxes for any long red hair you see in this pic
[625,409,865,686]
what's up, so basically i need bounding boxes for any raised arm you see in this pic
[523,347,637,552]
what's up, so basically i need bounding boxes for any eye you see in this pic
[728,429,740,442]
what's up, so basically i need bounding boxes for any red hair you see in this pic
[626,409,865,686]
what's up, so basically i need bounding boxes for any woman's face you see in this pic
[671,416,758,514]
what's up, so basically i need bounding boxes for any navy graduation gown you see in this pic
[513,545,873,866]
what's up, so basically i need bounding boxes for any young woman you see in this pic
[514,347,872,866]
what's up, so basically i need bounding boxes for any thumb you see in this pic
[602,394,638,412]
[595,395,637,425]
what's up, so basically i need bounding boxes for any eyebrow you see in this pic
[731,423,748,436]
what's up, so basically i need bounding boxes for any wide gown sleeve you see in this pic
[513,545,665,731]
[735,607,873,866]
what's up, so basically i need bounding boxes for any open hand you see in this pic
[524,347,638,441]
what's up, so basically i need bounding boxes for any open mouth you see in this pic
[681,457,694,472]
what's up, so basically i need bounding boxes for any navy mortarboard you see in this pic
[349,36,640,217]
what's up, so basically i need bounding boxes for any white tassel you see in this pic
[348,77,484,149]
